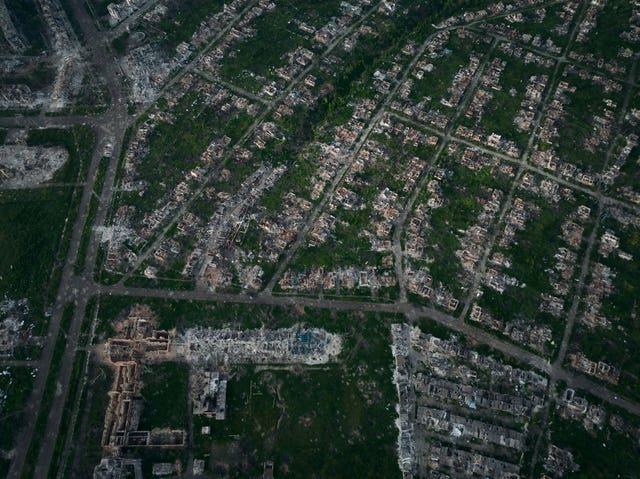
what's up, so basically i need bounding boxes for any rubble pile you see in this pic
[180,325,342,365]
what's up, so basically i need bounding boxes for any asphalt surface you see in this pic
[4,1,640,478]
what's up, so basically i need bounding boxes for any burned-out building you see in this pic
[191,370,227,420]
[100,306,184,452]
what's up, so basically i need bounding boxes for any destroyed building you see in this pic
[179,325,342,365]
[100,306,184,452]
[191,369,227,420]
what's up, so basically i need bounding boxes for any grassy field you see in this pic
[20,304,74,479]
[76,298,401,478]
[193,308,401,478]
[0,126,93,338]
[0,367,36,477]
[138,362,190,430]
[0,188,75,328]
[65,361,113,478]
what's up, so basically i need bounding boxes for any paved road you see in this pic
[458,33,575,322]
[387,111,640,217]
[7,0,131,476]
[105,283,519,368]
[119,0,386,286]
[528,57,640,473]
[0,360,39,367]
[99,282,640,417]
[107,0,164,39]
[0,114,102,128]
[6,1,640,478]
[263,21,475,294]
[523,4,612,473]
[7,124,117,479]
[392,37,500,304]
[195,70,273,106]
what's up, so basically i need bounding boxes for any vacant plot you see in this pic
[194,309,400,478]
[0,187,75,314]
[0,367,35,477]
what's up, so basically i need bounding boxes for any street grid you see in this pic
[1,0,640,478]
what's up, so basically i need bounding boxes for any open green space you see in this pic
[21,304,74,479]
[192,308,400,478]
[0,187,76,334]
[138,362,190,430]
[0,367,36,477]
[85,0,111,19]
[259,145,318,214]
[48,349,88,479]
[0,126,95,341]
[64,360,113,478]
[416,185,479,296]
[110,31,129,56]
